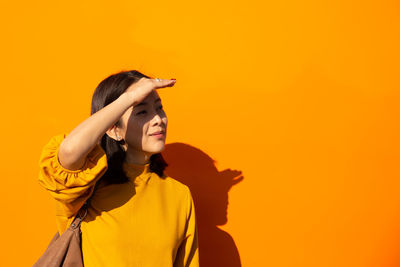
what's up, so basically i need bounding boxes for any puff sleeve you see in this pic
[174,187,200,267]
[38,133,108,234]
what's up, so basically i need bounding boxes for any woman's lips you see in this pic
[151,133,164,138]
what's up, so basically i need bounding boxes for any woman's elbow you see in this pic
[58,141,86,171]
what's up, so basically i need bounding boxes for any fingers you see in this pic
[152,78,177,88]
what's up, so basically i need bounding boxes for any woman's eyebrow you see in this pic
[134,98,161,108]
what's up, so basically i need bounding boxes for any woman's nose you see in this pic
[152,113,162,125]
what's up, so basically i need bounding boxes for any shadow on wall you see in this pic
[163,143,244,267]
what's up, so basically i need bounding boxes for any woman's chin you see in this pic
[146,144,165,154]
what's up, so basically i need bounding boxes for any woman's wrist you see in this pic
[120,91,139,108]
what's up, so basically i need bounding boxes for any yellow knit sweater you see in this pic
[38,133,199,267]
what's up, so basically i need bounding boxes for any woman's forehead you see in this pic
[135,92,161,107]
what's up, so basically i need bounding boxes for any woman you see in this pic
[38,70,199,266]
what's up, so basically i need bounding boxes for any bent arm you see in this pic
[59,92,134,170]
[59,76,176,170]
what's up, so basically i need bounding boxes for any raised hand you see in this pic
[125,77,176,105]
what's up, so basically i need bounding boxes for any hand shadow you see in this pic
[163,143,244,267]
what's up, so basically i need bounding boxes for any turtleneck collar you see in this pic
[122,161,151,184]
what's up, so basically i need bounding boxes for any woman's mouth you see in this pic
[151,133,164,138]
[150,131,165,138]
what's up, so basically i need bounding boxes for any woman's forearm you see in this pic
[58,92,134,170]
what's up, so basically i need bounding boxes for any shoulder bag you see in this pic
[33,202,88,267]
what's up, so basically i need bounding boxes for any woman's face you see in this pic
[117,90,167,163]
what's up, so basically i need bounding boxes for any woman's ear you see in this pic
[106,125,120,141]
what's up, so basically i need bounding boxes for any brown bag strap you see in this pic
[70,186,97,229]
[70,201,89,229]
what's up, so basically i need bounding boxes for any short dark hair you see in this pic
[91,70,168,185]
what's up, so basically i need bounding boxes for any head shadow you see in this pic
[163,142,244,267]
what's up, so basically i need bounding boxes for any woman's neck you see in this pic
[124,148,151,165]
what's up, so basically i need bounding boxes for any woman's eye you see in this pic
[136,106,162,115]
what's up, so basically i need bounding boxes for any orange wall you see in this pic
[1,0,400,266]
